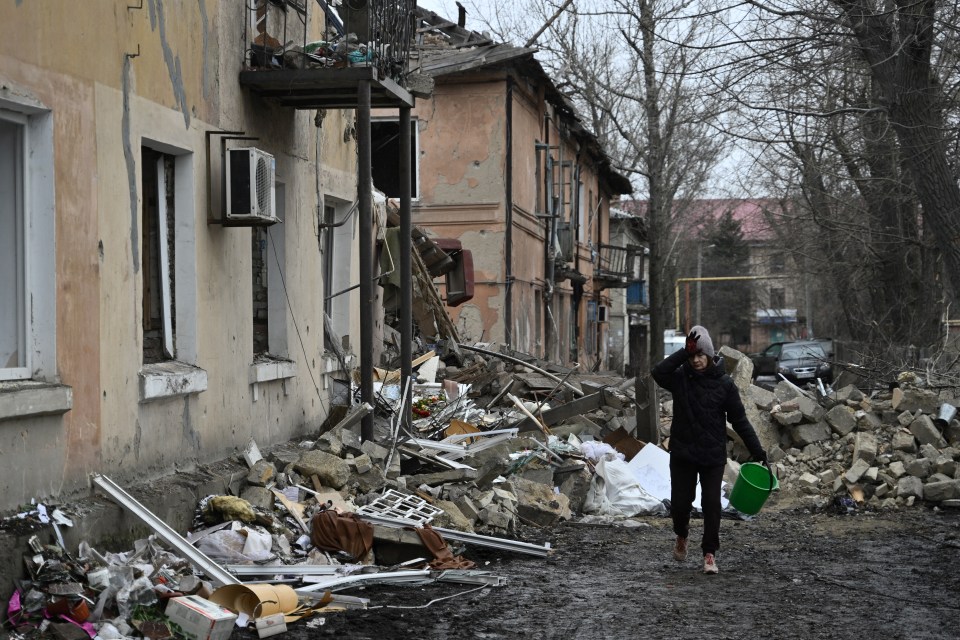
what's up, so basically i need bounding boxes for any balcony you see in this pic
[593,243,634,289]
[238,0,415,109]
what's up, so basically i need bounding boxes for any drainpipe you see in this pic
[358,81,374,443]
[399,107,412,431]
[504,77,514,347]
[543,112,555,361]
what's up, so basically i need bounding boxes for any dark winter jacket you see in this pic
[651,348,764,466]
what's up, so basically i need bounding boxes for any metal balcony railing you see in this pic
[240,0,415,109]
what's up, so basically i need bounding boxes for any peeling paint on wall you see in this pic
[122,56,139,272]
[197,0,213,102]
[149,0,191,129]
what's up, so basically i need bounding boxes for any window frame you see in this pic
[0,99,57,384]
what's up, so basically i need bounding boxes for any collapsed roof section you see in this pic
[411,7,632,196]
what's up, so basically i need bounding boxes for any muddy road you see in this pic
[243,505,959,640]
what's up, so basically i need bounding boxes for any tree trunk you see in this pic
[834,0,960,301]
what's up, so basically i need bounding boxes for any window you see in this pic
[0,104,56,383]
[770,287,785,309]
[141,148,177,363]
[252,184,288,358]
[138,141,205,402]
[771,252,785,273]
[0,114,25,377]
[370,118,418,199]
[321,197,356,355]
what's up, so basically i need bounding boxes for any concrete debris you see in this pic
[2,342,959,637]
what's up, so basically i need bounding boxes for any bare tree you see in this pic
[488,0,731,361]
[719,0,960,353]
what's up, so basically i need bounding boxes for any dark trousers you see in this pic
[670,456,725,555]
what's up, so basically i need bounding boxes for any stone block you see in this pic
[240,485,275,510]
[790,421,832,447]
[856,410,882,430]
[833,384,864,403]
[454,495,480,522]
[852,432,878,465]
[905,458,933,479]
[354,466,386,494]
[510,477,571,527]
[936,456,957,477]
[798,472,820,490]
[773,410,803,426]
[864,467,879,483]
[922,479,960,502]
[891,430,918,453]
[316,431,344,457]
[825,405,857,436]
[479,505,513,530]
[910,414,947,448]
[796,396,825,423]
[844,458,871,484]
[748,384,776,411]
[897,410,915,427]
[897,476,924,499]
[888,460,907,478]
[818,469,837,485]
[433,499,474,532]
[894,387,941,414]
[246,460,277,487]
[360,440,390,465]
[295,450,351,489]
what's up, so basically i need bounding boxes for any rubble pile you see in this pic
[755,371,960,510]
[3,343,959,638]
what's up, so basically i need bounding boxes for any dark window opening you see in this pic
[253,226,269,356]
[370,119,418,198]
[141,148,176,364]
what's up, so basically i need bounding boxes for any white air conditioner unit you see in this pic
[225,147,278,225]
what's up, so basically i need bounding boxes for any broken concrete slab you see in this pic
[909,414,948,448]
[295,450,351,490]
[825,405,858,436]
[508,477,571,528]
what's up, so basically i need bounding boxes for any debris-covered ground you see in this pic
[251,507,960,640]
[2,343,959,639]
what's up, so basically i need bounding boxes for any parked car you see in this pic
[750,340,833,385]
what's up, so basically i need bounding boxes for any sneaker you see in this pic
[703,553,719,574]
[672,536,687,561]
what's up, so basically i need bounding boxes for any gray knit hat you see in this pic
[690,325,715,358]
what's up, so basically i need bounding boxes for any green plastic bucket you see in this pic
[729,462,779,515]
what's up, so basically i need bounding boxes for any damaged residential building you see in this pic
[0,0,420,514]
[372,8,635,370]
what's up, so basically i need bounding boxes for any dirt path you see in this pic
[254,505,960,640]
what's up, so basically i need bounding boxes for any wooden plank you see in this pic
[514,391,604,431]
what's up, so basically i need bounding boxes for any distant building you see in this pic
[373,8,634,368]
[623,198,807,353]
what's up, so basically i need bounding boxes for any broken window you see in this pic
[322,197,355,354]
[141,148,177,364]
[252,185,288,358]
[370,118,418,199]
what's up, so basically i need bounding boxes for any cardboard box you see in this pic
[603,426,645,462]
[165,595,237,640]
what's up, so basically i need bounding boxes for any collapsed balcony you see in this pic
[593,243,637,289]
[238,0,415,109]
